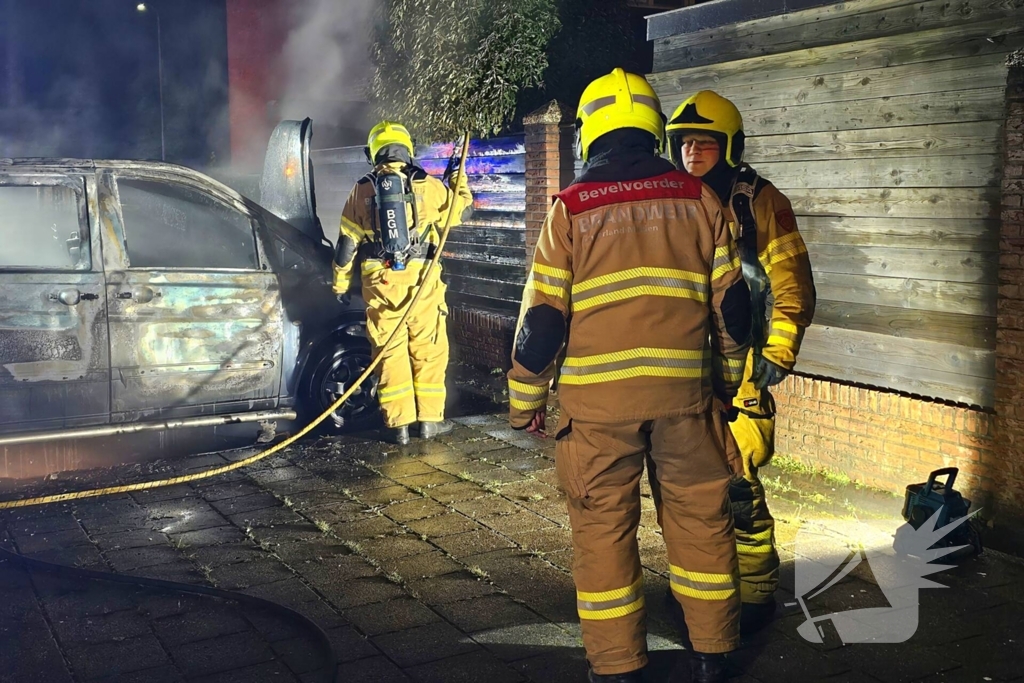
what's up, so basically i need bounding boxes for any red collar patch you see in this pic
[555,171,703,214]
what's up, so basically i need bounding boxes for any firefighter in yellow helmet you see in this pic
[507,69,751,683]
[662,90,816,632]
[333,121,473,445]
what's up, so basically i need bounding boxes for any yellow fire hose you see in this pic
[0,134,473,511]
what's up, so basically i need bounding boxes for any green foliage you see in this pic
[370,0,560,141]
[369,0,644,141]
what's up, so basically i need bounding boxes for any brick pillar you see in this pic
[523,101,576,270]
[994,50,1024,544]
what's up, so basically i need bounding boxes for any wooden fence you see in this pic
[647,0,1024,408]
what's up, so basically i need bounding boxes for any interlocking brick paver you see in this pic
[332,655,412,683]
[433,529,515,558]
[404,513,482,537]
[383,497,449,522]
[343,597,442,636]
[406,649,526,682]
[372,621,479,667]
[5,382,1024,683]
[65,633,169,680]
[167,525,247,548]
[406,571,500,605]
[152,609,250,647]
[436,594,544,633]
[171,631,276,677]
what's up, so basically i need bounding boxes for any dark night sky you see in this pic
[0,0,230,167]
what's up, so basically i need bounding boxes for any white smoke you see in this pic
[275,0,377,146]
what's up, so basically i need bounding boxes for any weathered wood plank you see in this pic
[442,242,525,268]
[754,154,998,190]
[443,259,527,285]
[743,122,1002,163]
[445,273,525,303]
[810,300,995,348]
[652,0,1024,71]
[461,210,526,230]
[706,88,1007,137]
[447,291,520,315]
[448,226,525,248]
[653,17,1024,81]
[811,272,996,317]
[796,216,998,252]
[803,325,994,379]
[419,155,526,176]
[417,136,525,160]
[785,187,999,219]
[470,193,526,212]
[794,345,993,407]
[805,244,996,283]
[660,54,1008,116]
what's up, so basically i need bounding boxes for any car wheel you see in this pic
[302,336,381,433]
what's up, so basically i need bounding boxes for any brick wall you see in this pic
[448,306,517,371]
[773,377,997,503]
[774,54,1024,551]
[523,101,576,268]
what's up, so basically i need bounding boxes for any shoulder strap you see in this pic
[729,164,770,354]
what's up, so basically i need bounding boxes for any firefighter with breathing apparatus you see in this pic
[333,121,474,445]
[508,68,752,683]
[664,90,816,633]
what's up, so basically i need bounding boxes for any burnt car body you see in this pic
[0,121,379,459]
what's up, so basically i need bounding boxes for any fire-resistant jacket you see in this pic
[508,168,753,427]
[332,162,473,293]
[726,169,815,370]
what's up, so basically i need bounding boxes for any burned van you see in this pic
[0,120,379,454]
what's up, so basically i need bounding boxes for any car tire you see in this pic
[300,335,381,434]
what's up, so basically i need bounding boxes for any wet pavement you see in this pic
[1,370,1023,683]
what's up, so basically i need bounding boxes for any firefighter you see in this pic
[507,69,752,683]
[333,121,473,445]
[664,90,816,633]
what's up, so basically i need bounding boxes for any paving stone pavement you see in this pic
[2,390,1024,683]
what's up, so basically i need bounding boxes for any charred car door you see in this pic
[98,170,283,422]
[0,170,110,432]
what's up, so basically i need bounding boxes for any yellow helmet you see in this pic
[365,121,414,163]
[574,68,666,162]
[666,90,745,168]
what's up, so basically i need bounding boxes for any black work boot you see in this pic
[740,597,776,635]
[418,420,454,439]
[380,425,410,446]
[587,666,644,682]
[691,652,728,683]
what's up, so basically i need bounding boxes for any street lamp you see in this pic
[137,2,165,161]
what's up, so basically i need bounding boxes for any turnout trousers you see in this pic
[362,264,449,428]
[727,351,780,604]
[555,411,740,675]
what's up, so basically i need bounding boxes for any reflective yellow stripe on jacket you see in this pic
[559,347,710,385]
[528,263,572,304]
[577,576,645,620]
[759,232,807,276]
[571,267,707,313]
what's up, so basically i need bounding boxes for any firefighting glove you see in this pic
[751,355,788,390]
[337,292,352,307]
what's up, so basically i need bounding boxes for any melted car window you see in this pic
[0,184,86,270]
[117,178,257,270]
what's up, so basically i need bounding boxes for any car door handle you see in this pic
[116,288,159,303]
[133,287,157,304]
[49,289,81,306]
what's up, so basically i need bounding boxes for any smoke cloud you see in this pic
[275,0,377,149]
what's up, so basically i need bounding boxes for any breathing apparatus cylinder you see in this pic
[373,168,416,270]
